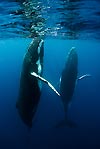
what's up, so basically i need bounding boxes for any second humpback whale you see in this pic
[58,47,78,127]
[16,37,44,128]
[31,46,91,127]
[58,47,91,127]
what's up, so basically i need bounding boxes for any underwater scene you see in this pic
[0,0,100,148]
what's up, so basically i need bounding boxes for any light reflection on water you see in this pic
[0,0,100,40]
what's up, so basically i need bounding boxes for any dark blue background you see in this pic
[0,39,100,149]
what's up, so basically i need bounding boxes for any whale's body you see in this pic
[16,37,44,128]
[60,47,78,112]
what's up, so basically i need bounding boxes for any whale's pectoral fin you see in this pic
[31,72,60,97]
[77,74,92,81]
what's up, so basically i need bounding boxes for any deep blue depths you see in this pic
[0,39,100,149]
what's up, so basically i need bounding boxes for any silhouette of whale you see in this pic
[16,37,44,128]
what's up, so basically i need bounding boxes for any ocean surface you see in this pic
[0,0,100,149]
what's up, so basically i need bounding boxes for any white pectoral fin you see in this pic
[78,74,92,80]
[47,82,60,96]
[31,72,60,96]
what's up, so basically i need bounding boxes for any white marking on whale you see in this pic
[36,58,42,74]
[37,39,44,54]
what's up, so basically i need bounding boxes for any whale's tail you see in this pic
[55,107,77,128]
[55,119,77,128]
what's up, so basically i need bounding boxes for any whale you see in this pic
[58,47,78,127]
[60,47,78,111]
[31,47,91,128]
[16,37,44,128]
[57,47,92,127]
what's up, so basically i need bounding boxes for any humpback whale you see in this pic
[31,47,91,128]
[58,47,78,127]
[58,47,92,127]
[60,47,78,110]
[16,37,44,128]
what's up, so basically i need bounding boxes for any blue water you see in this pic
[0,0,100,148]
[0,38,100,148]
[0,0,100,39]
